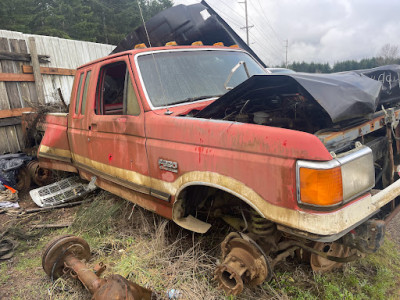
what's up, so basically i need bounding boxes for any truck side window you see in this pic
[75,72,84,115]
[96,62,126,115]
[81,70,92,115]
[95,61,140,116]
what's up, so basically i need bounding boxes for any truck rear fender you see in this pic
[38,113,76,172]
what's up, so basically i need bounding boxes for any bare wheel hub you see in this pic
[310,242,350,272]
[214,232,270,295]
[27,160,52,186]
[41,234,91,279]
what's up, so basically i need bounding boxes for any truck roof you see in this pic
[77,45,243,70]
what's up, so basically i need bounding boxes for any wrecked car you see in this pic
[33,43,400,295]
[31,2,400,296]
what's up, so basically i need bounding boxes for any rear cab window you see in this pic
[74,70,92,116]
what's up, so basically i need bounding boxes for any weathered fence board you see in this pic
[0,29,115,153]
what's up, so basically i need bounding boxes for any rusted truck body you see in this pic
[35,44,400,294]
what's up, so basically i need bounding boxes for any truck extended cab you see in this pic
[35,44,400,295]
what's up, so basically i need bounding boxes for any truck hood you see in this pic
[111,1,265,67]
[195,73,383,124]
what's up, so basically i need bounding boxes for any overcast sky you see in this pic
[173,0,400,66]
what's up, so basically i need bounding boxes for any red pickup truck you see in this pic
[35,44,400,295]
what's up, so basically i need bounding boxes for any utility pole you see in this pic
[285,39,288,68]
[239,0,253,45]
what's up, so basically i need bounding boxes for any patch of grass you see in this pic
[269,239,400,300]
[3,191,400,300]
[71,191,124,237]
[0,263,10,285]
[15,252,41,272]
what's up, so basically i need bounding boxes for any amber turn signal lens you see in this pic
[299,167,343,206]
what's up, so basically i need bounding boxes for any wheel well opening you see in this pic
[175,185,270,233]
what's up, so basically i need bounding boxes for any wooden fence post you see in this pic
[28,37,45,104]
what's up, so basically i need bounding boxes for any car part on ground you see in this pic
[42,234,152,300]
[214,232,271,295]
[309,242,351,272]
[29,176,97,208]
[26,160,52,186]
[214,223,373,294]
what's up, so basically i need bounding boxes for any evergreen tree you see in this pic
[0,0,172,44]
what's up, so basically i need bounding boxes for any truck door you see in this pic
[68,67,93,170]
[83,55,150,195]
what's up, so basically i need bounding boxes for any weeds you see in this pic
[2,191,400,299]
[71,191,123,236]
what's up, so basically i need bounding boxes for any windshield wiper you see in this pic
[168,94,222,106]
[224,61,250,90]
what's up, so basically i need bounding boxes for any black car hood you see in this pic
[195,72,383,124]
[351,64,400,106]
[111,1,265,67]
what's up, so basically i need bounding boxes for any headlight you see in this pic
[296,146,375,208]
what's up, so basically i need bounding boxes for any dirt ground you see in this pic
[386,209,400,249]
[1,191,400,300]
[0,192,84,300]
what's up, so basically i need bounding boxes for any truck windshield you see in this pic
[137,50,267,108]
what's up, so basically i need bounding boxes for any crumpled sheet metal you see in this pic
[111,2,266,67]
[196,73,383,124]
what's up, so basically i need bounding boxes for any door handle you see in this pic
[89,123,97,130]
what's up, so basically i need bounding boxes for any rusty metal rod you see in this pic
[64,255,104,294]
[277,240,360,263]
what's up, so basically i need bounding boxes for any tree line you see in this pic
[0,0,172,45]
[284,44,400,73]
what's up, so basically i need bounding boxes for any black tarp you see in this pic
[195,72,383,124]
[111,1,266,67]
[351,65,400,106]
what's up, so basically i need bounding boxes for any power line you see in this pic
[254,0,282,42]
[216,0,244,20]
[252,25,284,57]
[218,10,283,61]
[249,40,282,66]
[249,31,283,60]
[208,1,283,64]
[249,33,284,64]
[217,10,284,63]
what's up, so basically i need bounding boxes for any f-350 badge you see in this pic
[158,159,178,173]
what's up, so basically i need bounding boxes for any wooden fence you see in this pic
[0,30,115,153]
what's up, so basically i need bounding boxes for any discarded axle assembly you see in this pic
[42,235,151,300]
